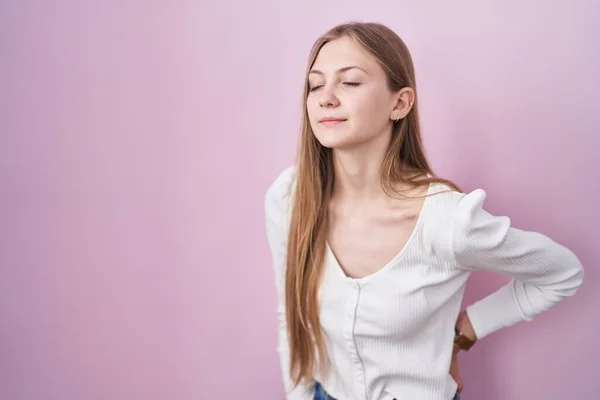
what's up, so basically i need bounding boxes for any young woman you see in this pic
[264,22,584,400]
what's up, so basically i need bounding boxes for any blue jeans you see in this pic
[314,381,460,400]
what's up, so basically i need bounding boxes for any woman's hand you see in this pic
[450,311,477,393]
[450,343,464,393]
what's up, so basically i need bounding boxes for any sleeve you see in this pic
[264,166,315,400]
[452,189,585,341]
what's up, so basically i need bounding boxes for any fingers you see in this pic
[451,367,463,392]
[456,378,464,393]
[450,352,464,393]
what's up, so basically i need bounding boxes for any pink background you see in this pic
[1,1,598,399]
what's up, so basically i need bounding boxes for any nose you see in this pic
[318,86,340,108]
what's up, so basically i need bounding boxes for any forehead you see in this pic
[311,36,378,73]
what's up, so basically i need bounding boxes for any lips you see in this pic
[320,117,347,123]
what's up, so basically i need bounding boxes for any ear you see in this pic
[390,87,415,122]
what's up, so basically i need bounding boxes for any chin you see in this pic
[314,134,364,150]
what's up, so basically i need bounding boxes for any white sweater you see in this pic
[264,166,584,400]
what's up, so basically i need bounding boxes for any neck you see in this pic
[331,132,391,203]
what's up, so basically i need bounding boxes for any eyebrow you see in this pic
[309,66,369,75]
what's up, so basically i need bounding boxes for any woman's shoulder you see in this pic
[425,181,492,232]
[423,182,492,257]
[428,181,488,214]
[264,165,297,217]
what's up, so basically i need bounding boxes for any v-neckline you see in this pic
[325,182,434,285]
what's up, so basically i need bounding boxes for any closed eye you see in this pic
[309,82,360,92]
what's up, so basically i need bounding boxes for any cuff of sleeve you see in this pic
[465,281,530,340]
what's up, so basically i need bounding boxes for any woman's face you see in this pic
[306,36,399,150]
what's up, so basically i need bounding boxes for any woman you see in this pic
[264,22,584,400]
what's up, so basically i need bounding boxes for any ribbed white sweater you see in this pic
[264,166,584,400]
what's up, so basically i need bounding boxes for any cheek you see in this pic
[352,94,390,125]
[306,96,319,121]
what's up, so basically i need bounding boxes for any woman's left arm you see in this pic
[452,189,585,342]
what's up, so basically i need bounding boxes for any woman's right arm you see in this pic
[265,166,314,400]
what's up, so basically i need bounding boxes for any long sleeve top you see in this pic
[264,165,584,400]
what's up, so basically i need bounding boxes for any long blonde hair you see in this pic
[285,21,460,387]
